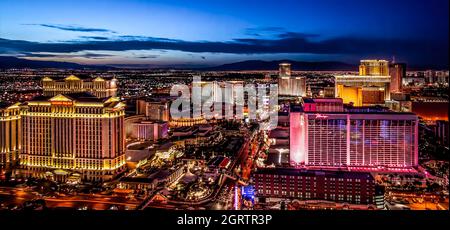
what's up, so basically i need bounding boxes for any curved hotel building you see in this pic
[19,93,127,181]
[2,75,126,182]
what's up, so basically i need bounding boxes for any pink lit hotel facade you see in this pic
[289,105,419,170]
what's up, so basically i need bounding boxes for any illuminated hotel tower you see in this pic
[20,93,126,181]
[335,60,391,106]
[0,103,21,170]
[279,63,291,77]
[289,103,419,170]
[278,63,306,97]
[42,75,118,98]
[389,63,406,93]
[359,59,389,76]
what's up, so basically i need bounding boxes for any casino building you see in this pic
[42,75,118,98]
[335,60,391,106]
[19,93,126,181]
[289,102,419,170]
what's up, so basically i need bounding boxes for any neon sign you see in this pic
[315,114,328,119]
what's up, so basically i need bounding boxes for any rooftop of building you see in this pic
[360,59,389,63]
[25,92,124,109]
[29,92,103,102]
[254,167,374,180]
[290,103,416,116]
[334,75,391,78]
[42,75,116,82]
[302,97,343,103]
[268,128,289,139]
[119,169,173,184]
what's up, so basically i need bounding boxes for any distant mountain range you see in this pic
[1,56,359,71]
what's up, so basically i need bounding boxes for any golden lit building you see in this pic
[335,85,363,106]
[336,60,391,106]
[20,93,126,181]
[169,117,208,127]
[42,75,118,98]
[359,59,389,76]
[0,103,21,170]
[335,75,390,106]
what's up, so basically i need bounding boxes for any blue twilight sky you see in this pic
[0,0,448,68]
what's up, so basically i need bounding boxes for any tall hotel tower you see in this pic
[289,102,419,170]
[17,75,125,182]
[359,60,389,76]
[278,63,306,97]
[389,63,406,93]
[335,60,391,106]
[20,93,126,181]
[0,103,21,171]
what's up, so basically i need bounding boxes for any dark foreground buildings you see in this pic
[254,168,376,205]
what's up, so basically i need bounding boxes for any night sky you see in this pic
[0,0,448,68]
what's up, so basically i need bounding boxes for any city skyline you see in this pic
[0,0,448,215]
[0,0,449,68]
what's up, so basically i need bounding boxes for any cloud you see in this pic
[24,24,116,33]
[79,36,110,40]
[277,32,319,38]
[243,27,318,39]
[0,31,447,67]
[18,52,114,59]
[135,55,159,59]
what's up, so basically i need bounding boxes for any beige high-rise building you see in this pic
[359,60,389,76]
[0,103,21,170]
[42,75,118,98]
[278,63,306,97]
[279,63,292,77]
[20,93,126,181]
